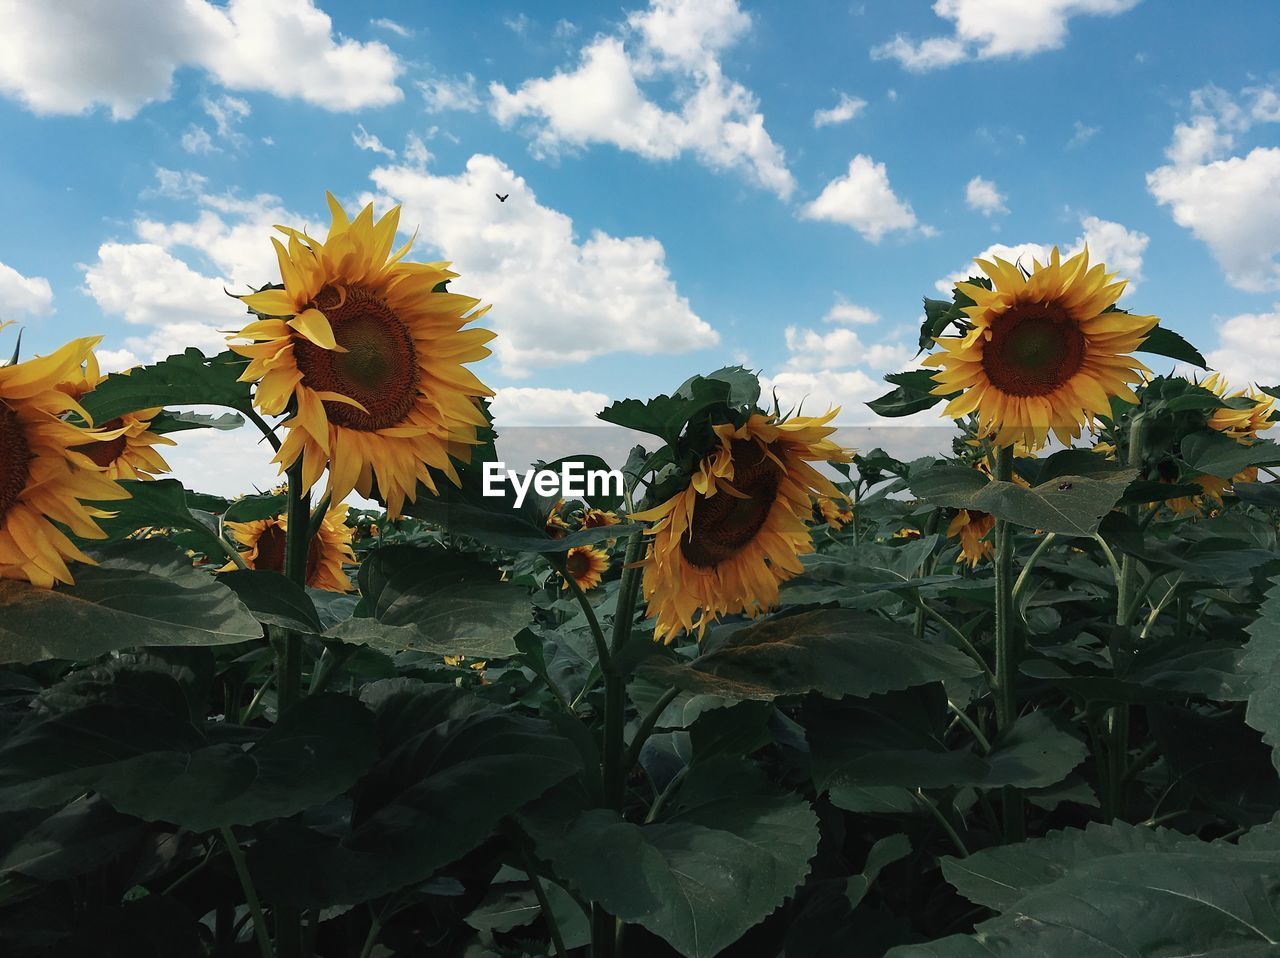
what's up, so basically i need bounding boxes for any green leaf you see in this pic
[846,834,912,910]
[222,492,288,523]
[1137,324,1207,369]
[404,490,638,554]
[0,541,262,664]
[92,694,376,830]
[522,758,818,958]
[331,546,530,659]
[0,796,144,881]
[79,349,253,422]
[250,680,581,906]
[148,410,245,435]
[909,465,1137,536]
[867,369,949,418]
[88,479,226,556]
[1181,430,1280,478]
[638,608,980,702]
[217,570,323,633]
[598,373,741,446]
[1243,576,1280,774]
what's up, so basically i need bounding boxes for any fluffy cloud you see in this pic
[824,301,880,326]
[812,92,868,128]
[420,74,482,113]
[965,175,1008,216]
[1205,306,1280,388]
[490,0,794,199]
[353,124,395,157]
[1147,84,1280,292]
[800,155,928,242]
[873,0,1142,71]
[935,215,1149,294]
[0,260,54,316]
[0,0,401,119]
[489,387,612,426]
[369,154,717,377]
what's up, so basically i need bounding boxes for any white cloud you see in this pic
[965,175,1008,216]
[369,153,717,377]
[1147,84,1280,292]
[95,348,141,373]
[353,123,396,157]
[489,387,612,426]
[1068,120,1099,148]
[813,92,868,128]
[146,168,208,199]
[420,74,482,113]
[490,0,794,199]
[0,0,401,119]
[80,242,228,329]
[163,425,287,499]
[0,260,54,316]
[934,215,1149,294]
[202,93,250,143]
[180,127,215,154]
[800,155,928,242]
[873,0,1141,71]
[370,17,412,38]
[824,301,880,325]
[1205,306,1280,387]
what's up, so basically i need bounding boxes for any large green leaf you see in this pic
[866,370,949,418]
[249,680,581,906]
[0,541,262,663]
[329,546,531,658]
[88,479,225,555]
[0,796,145,881]
[79,349,253,422]
[639,608,980,702]
[218,569,323,633]
[598,370,749,446]
[1137,324,1207,369]
[1243,576,1280,773]
[1181,430,1280,478]
[908,465,1136,535]
[521,758,818,958]
[892,843,1280,957]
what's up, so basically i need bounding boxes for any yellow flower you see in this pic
[632,410,852,644]
[562,544,609,591]
[545,500,571,539]
[925,247,1157,449]
[578,507,621,529]
[893,527,922,539]
[1,337,130,588]
[947,509,995,567]
[815,495,854,530]
[61,353,174,480]
[223,500,356,592]
[231,194,495,519]
[1202,372,1275,443]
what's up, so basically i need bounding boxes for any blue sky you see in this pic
[2,0,1279,491]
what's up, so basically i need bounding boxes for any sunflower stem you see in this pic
[244,407,283,453]
[991,444,1024,842]
[219,827,274,958]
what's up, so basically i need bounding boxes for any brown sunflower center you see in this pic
[0,404,33,526]
[293,284,420,431]
[566,550,594,578]
[981,304,1086,397]
[680,439,782,569]
[70,418,128,468]
[252,523,322,583]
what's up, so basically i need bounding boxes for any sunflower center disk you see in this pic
[0,405,33,525]
[981,306,1086,397]
[253,523,322,582]
[566,551,592,577]
[681,440,782,569]
[70,417,128,468]
[294,284,420,431]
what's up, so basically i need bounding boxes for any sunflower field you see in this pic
[4,196,1280,958]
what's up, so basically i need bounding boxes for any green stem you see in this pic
[356,909,382,958]
[1012,532,1057,603]
[947,700,992,753]
[991,444,1023,842]
[219,827,274,958]
[914,789,969,858]
[277,458,312,714]
[244,407,283,452]
[560,558,611,674]
[916,597,993,683]
[620,687,680,780]
[519,842,568,958]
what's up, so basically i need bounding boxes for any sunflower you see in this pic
[1,337,130,588]
[1202,372,1275,442]
[231,194,495,519]
[893,527,922,540]
[947,509,995,567]
[578,507,621,529]
[632,410,851,643]
[815,495,854,530]
[223,500,355,592]
[562,544,609,591]
[545,500,571,539]
[925,247,1157,449]
[61,353,174,480]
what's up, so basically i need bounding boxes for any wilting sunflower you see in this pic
[231,194,495,519]
[223,501,355,592]
[578,507,621,529]
[926,247,1157,449]
[62,353,173,480]
[1,337,130,588]
[815,495,854,530]
[562,544,609,591]
[947,509,995,567]
[632,410,851,644]
[545,500,571,539]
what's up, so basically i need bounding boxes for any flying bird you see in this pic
[496,193,509,202]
